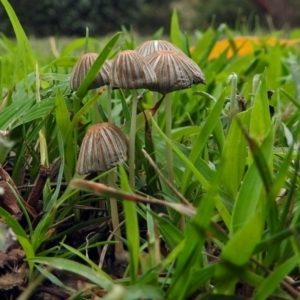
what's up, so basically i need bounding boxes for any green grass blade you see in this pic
[170,9,181,49]
[30,257,113,290]
[231,127,273,234]
[151,117,210,190]
[75,32,121,100]
[119,164,139,284]
[55,89,74,180]
[249,69,272,143]
[214,213,263,294]
[221,111,250,200]
[0,207,35,277]
[1,0,35,81]
[253,255,299,300]
[181,89,226,195]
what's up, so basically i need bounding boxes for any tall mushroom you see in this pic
[145,50,206,186]
[135,40,184,134]
[110,50,157,188]
[77,122,129,262]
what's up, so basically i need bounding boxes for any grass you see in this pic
[1,0,300,298]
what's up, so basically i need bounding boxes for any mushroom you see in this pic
[135,39,183,57]
[135,40,184,135]
[110,50,158,187]
[70,53,112,91]
[70,54,114,124]
[76,122,129,262]
[145,50,206,185]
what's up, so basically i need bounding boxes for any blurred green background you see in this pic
[0,0,299,37]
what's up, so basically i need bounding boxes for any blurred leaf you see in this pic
[60,37,101,56]
[214,213,263,293]
[0,96,35,129]
[0,207,35,277]
[1,0,36,81]
[170,9,181,49]
[253,255,299,300]
[30,257,113,290]
[0,135,14,164]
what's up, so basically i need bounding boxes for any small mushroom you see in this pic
[111,50,158,187]
[76,123,128,175]
[110,50,157,91]
[70,53,112,91]
[145,50,206,94]
[145,50,205,185]
[76,122,129,262]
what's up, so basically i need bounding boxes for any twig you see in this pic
[27,165,51,209]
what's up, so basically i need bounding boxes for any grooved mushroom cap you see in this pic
[70,53,112,91]
[76,122,129,175]
[110,50,157,90]
[135,40,183,57]
[145,50,206,94]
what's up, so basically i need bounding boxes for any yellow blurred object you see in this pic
[202,36,300,60]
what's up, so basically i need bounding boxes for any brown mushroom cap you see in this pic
[135,40,183,57]
[110,50,157,90]
[70,53,112,91]
[76,123,129,175]
[145,50,206,94]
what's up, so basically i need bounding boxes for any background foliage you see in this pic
[1,0,299,37]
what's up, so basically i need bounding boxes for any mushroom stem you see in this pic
[109,173,128,261]
[152,92,158,136]
[129,90,138,188]
[106,90,128,261]
[107,85,112,122]
[165,94,185,232]
[165,93,174,185]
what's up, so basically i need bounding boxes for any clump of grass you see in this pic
[1,1,300,299]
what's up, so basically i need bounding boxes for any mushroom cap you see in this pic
[97,59,113,87]
[70,53,112,91]
[145,50,206,94]
[76,122,129,175]
[110,50,157,90]
[135,40,183,57]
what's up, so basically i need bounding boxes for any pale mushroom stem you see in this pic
[129,90,138,188]
[107,85,112,122]
[107,86,128,261]
[109,173,127,261]
[165,93,174,185]
[152,92,158,136]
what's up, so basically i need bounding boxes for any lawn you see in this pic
[1,0,300,299]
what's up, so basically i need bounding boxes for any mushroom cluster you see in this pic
[69,39,206,261]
